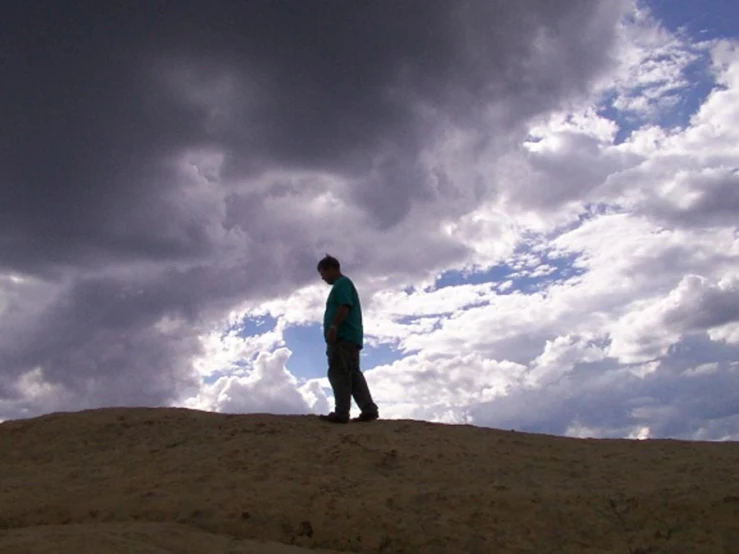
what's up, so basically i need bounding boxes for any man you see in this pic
[317,254,379,424]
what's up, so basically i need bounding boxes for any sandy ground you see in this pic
[0,522,349,554]
[1,407,738,553]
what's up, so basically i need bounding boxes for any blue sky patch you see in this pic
[234,314,278,337]
[648,0,739,41]
[434,248,585,296]
[434,265,509,289]
[282,324,325,380]
[281,323,404,382]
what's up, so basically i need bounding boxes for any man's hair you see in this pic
[317,254,340,271]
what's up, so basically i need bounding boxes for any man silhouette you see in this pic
[317,254,379,424]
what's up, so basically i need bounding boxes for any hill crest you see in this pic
[1,407,738,553]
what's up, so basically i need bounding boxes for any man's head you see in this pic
[317,254,342,285]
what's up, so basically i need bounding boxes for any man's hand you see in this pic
[326,305,350,344]
[326,325,337,344]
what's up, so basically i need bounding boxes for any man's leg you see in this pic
[326,341,353,420]
[348,345,379,418]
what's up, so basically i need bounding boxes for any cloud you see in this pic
[365,352,527,423]
[347,33,739,438]
[604,5,707,121]
[0,0,636,422]
[469,354,739,440]
[1,0,631,271]
[2,1,738,443]
[185,348,327,415]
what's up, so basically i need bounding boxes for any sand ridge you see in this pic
[1,407,738,553]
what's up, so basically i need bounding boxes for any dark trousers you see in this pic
[327,340,379,418]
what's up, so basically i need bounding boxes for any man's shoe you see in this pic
[319,412,349,424]
[352,412,379,422]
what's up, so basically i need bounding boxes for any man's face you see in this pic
[319,267,337,285]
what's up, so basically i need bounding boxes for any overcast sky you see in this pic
[2,1,738,440]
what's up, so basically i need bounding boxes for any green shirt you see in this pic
[323,275,363,349]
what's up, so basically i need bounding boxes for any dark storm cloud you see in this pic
[0,0,630,418]
[1,0,628,271]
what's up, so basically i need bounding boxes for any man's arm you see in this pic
[330,304,351,328]
[330,279,354,330]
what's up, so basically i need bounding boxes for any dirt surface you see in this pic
[1,407,738,553]
[0,522,350,554]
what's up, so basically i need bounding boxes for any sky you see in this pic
[1,0,738,440]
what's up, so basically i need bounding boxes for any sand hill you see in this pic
[1,408,738,553]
